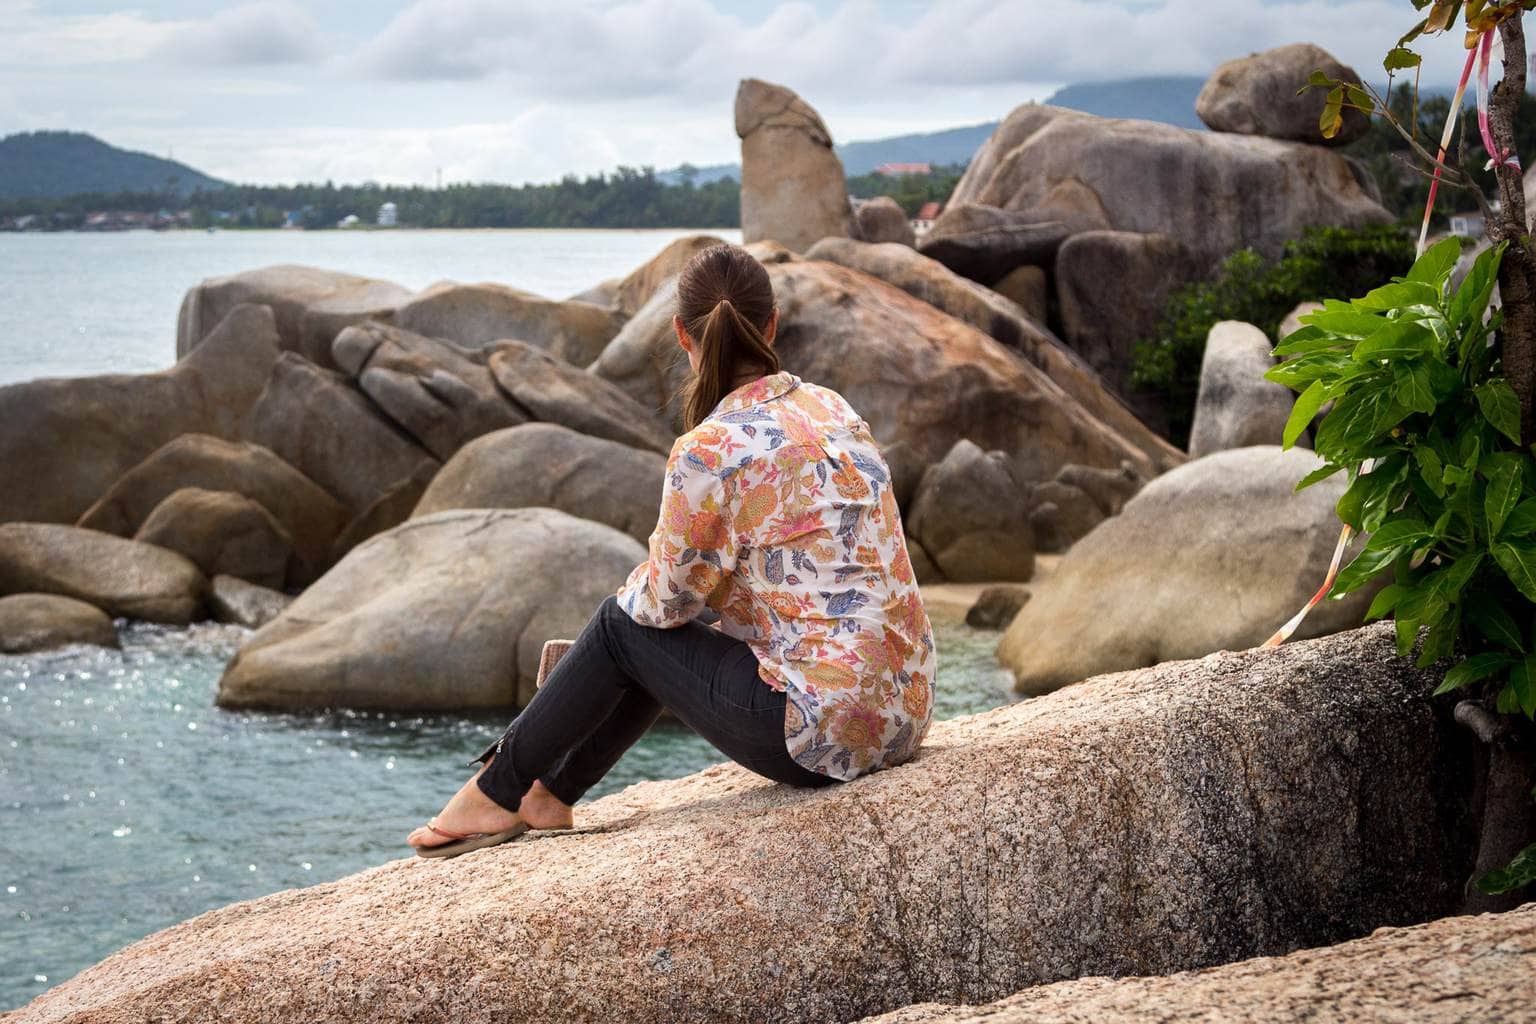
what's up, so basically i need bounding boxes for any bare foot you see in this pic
[407,758,572,850]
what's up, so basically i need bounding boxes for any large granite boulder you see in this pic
[413,424,664,546]
[1187,321,1296,457]
[862,905,1536,1024]
[486,340,674,454]
[243,352,440,516]
[611,234,727,316]
[592,257,1183,490]
[331,320,528,461]
[854,196,916,247]
[998,446,1377,695]
[916,202,1098,283]
[216,508,645,711]
[906,440,1034,582]
[0,303,281,526]
[75,434,346,588]
[934,103,1388,277]
[15,623,1475,1023]
[0,593,119,653]
[1197,43,1370,146]
[990,265,1048,323]
[327,462,441,566]
[0,523,205,624]
[736,77,858,252]
[802,237,1166,457]
[176,265,410,368]
[134,487,294,591]
[390,281,624,367]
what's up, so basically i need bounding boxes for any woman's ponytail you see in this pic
[676,245,782,430]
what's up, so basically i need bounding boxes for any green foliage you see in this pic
[1130,224,1417,446]
[1266,236,1536,730]
[845,163,966,216]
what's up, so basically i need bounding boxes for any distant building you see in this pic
[338,213,361,228]
[875,162,931,176]
[377,201,398,227]
[912,200,942,235]
[1449,212,1485,238]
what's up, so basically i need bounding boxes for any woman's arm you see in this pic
[616,437,739,628]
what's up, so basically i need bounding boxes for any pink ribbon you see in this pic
[1478,28,1522,171]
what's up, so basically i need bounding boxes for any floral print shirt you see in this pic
[617,371,935,781]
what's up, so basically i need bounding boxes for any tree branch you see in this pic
[1492,13,1536,445]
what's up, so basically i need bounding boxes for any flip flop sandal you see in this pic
[414,817,530,859]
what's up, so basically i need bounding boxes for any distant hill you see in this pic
[1044,76,1207,130]
[0,131,229,199]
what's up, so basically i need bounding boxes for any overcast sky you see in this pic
[1,0,1482,187]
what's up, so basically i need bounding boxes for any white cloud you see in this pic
[150,2,328,66]
[1,0,185,66]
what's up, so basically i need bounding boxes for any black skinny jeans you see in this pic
[471,594,836,810]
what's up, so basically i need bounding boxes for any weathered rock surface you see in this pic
[390,281,625,367]
[999,446,1377,695]
[1026,479,1106,553]
[0,593,119,653]
[964,585,1030,630]
[948,104,1091,211]
[15,623,1476,1024]
[134,488,294,591]
[917,202,1097,282]
[907,440,1034,582]
[611,235,726,316]
[803,237,1166,458]
[1197,43,1369,146]
[176,265,410,368]
[989,265,1048,323]
[326,462,440,565]
[860,904,1536,1024]
[0,303,281,525]
[592,257,1182,489]
[1054,229,1196,399]
[0,523,205,624]
[217,508,645,711]
[854,196,916,246]
[413,424,664,546]
[75,434,346,588]
[331,320,527,461]
[243,352,440,515]
[486,340,674,454]
[736,77,858,252]
[1187,321,1294,457]
[207,574,292,630]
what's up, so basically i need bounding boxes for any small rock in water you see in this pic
[207,575,292,630]
[965,585,1031,630]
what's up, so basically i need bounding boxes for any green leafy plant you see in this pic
[1267,234,1536,893]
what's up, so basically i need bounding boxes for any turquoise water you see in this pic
[0,607,1014,1011]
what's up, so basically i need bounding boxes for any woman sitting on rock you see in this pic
[408,242,936,858]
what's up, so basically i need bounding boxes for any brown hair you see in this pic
[675,243,781,430]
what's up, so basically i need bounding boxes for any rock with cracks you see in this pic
[11,622,1477,1024]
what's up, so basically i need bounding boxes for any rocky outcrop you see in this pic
[1187,321,1295,457]
[854,196,916,246]
[0,523,205,624]
[75,434,346,588]
[331,320,528,461]
[413,424,664,546]
[916,202,1096,283]
[964,585,1030,630]
[736,78,858,252]
[15,623,1475,1023]
[611,234,727,316]
[134,487,294,591]
[592,257,1182,490]
[907,440,1034,582]
[1197,43,1370,146]
[0,593,119,653]
[803,237,1168,456]
[217,508,645,711]
[990,265,1048,323]
[176,265,410,368]
[486,340,674,454]
[0,303,281,526]
[390,281,625,367]
[998,446,1377,695]
[243,352,440,516]
[207,574,292,629]
[861,905,1536,1024]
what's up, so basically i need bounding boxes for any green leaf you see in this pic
[1384,46,1422,71]
[1434,652,1514,695]
[1395,614,1419,657]
[1501,497,1536,537]
[1295,463,1343,491]
[1465,592,1527,652]
[1365,582,1408,621]
[1405,235,1463,286]
[1345,84,1373,112]
[1299,309,1389,340]
[1450,240,1507,330]
[1354,320,1436,361]
[1320,86,1344,139]
[1474,379,1523,444]
[1486,458,1523,537]
[1266,352,1352,390]
[1304,69,1333,89]
[1414,446,1446,498]
[1477,840,1536,895]
[1314,386,1410,461]
[1514,655,1536,717]
[1355,280,1442,312]
[1366,517,1433,549]
[1392,360,1437,414]
[1271,325,1336,357]
[1417,608,1458,667]
[1492,540,1536,602]
[1283,380,1329,449]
